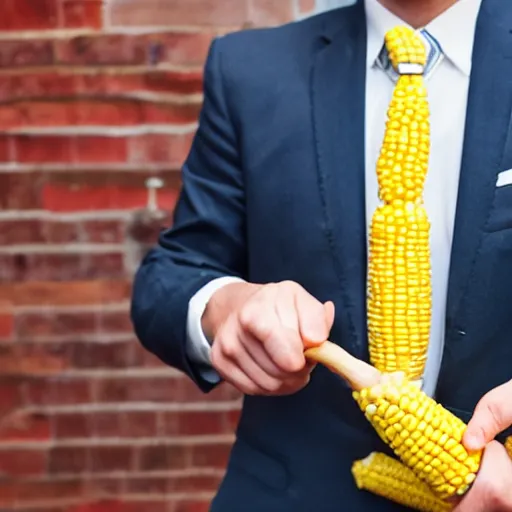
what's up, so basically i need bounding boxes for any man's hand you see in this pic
[453,441,512,511]
[453,379,512,511]
[203,281,334,396]
[463,380,512,451]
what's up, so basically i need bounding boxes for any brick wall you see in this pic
[0,1,339,511]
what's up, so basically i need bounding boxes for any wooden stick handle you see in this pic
[304,341,381,391]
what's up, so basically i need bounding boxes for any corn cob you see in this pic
[367,26,432,381]
[352,452,452,512]
[353,372,481,500]
[305,343,483,504]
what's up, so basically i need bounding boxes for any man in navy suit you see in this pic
[131,0,512,509]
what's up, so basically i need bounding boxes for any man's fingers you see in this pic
[464,380,512,450]
[212,329,280,395]
[274,283,300,333]
[323,300,335,332]
[454,441,512,512]
[239,287,305,373]
[295,288,331,344]
[213,282,334,396]
[232,345,285,394]
[212,351,266,396]
[240,330,292,379]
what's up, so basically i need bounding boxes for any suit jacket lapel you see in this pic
[311,2,369,359]
[445,0,512,335]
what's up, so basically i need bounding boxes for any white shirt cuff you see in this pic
[186,276,246,381]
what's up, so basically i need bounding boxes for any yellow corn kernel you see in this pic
[368,26,432,382]
[353,372,482,500]
[352,452,452,512]
[506,436,512,459]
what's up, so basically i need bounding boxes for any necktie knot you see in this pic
[385,26,427,74]
[377,26,444,82]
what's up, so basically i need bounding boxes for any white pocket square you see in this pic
[496,169,512,187]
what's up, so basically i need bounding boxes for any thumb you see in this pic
[324,301,335,331]
[301,301,335,350]
[463,380,512,451]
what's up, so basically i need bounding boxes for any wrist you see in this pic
[202,282,261,341]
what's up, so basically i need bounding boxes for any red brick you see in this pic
[53,413,92,439]
[69,500,168,512]
[0,40,54,68]
[129,134,193,166]
[49,446,88,474]
[71,341,135,369]
[0,99,201,132]
[0,71,202,104]
[0,449,47,476]
[15,310,132,339]
[83,252,126,280]
[0,379,24,414]
[14,135,73,164]
[0,412,51,442]
[132,344,168,368]
[0,99,200,128]
[167,474,222,493]
[0,171,44,210]
[161,411,228,436]
[0,135,11,162]
[82,220,126,243]
[0,0,59,30]
[125,475,167,494]
[83,478,123,497]
[76,136,128,163]
[79,69,203,96]
[93,411,157,438]
[173,501,211,512]
[61,0,103,28]
[0,281,131,306]
[6,480,84,503]
[15,311,97,339]
[55,32,212,67]
[156,32,214,67]
[45,220,80,244]
[0,73,79,101]
[42,184,178,212]
[96,376,240,403]
[137,445,187,471]
[0,220,46,245]
[190,443,232,468]
[0,256,15,283]
[138,70,203,95]
[227,409,241,431]
[55,34,147,66]
[3,251,126,282]
[98,309,132,332]
[90,446,133,472]
[25,377,92,406]
[0,312,14,340]
[0,343,68,376]
[109,0,246,27]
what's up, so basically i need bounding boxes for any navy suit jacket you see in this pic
[131,1,512,510]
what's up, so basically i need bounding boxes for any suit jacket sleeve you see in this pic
[130,36,246,393]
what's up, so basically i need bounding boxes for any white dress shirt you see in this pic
[185,0,483,396]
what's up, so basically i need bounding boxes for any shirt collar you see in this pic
[365,0,483,77]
